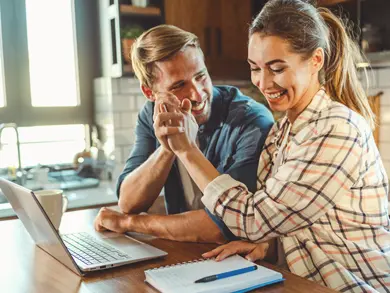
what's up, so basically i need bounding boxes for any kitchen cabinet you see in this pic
[98,0,164,77]
[164,0,252,80]
[317,0,353,6]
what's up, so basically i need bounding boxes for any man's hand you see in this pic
[166,99,199,154]
[94,207,130,233]
[202,241,270,262]
[152,92,183,152]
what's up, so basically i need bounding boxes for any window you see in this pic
[0,0,95,126]
[26,0,79,107]
[0,10,5,108]
[0,0,98,169]
[0,124,87,169]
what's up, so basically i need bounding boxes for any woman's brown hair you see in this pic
[250,0,375,129]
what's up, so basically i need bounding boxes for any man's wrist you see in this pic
[122,214,134,231]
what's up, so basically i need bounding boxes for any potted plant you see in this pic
[121,25,145,65]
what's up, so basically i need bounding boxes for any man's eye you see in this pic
[250,67,260,72]
[195,74,206,80]
[171,84,183,91]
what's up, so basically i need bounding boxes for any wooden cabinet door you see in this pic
[220,0,251,62]
[208,0,252,79]
[164,0,251,80]
[164,0,212,57]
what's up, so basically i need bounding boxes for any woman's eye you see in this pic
[270,68,285,73]
[250,67,261,72]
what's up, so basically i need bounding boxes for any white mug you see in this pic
[34,189,68,230]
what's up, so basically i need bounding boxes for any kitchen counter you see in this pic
[0,180,118,220]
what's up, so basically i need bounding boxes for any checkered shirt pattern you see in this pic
[202,89,390,293]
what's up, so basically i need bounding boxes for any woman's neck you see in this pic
[287,83,321,124]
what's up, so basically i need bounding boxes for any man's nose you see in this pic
[189,83,203,103]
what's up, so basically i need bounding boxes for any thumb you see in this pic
[181,99,192,113]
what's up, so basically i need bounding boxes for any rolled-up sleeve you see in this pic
[202,123,363,242]
[116,102,156,197]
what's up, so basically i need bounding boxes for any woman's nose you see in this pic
[258,71,273,93]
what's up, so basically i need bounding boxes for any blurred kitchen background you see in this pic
[0,0,389,218]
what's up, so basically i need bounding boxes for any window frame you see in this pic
[0,0,94,127]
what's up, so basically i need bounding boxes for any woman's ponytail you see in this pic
[319,8,375,129]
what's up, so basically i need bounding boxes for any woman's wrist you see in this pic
[175,142,198,158]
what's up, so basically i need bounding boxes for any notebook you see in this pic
[144,255,284,293]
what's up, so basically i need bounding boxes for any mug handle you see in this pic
[62,195,68,213]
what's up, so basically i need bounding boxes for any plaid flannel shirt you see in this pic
[202,89,390,293]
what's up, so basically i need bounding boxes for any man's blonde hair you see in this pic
[131,24,202,89]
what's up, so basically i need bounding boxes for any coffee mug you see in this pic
[34,189,68,230]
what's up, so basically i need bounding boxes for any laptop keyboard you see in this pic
[61,232,131,266]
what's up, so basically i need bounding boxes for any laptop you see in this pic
[0,178,167,276]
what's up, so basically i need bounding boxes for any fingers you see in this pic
[154,92,181,108]
[202,241,259,262]
[245,242,269,262]
[154,112,184,128]
[156,126,185,137]
[202,244,227,259]
[181,99,192,113]
[94,208,107,232]
[153,92,181,119]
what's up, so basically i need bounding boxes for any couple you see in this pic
[95,0,390,292]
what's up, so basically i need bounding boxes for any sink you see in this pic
[0,170,100,205]
[0,191,7,204]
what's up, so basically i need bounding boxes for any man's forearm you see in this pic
[119,147,175,214]
[125,210,226,244]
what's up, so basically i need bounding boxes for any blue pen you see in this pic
[194,265,258,283]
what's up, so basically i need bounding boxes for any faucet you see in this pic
[0,123,25,185]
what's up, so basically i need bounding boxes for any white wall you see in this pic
[363,67,390,177]
[94,77,145,178]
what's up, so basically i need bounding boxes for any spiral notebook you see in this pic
[144,255,284,293]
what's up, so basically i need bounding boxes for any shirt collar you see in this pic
[198,87,225,133]
[289,87,330,135]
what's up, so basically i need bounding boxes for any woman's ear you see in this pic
[311,47,325,74]
[141,85,155,101]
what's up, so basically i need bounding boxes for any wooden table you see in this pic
[0,208,337,293]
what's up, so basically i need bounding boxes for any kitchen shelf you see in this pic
[119,4,161,16]
[317,0,352,6]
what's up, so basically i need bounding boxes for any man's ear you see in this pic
[141,85,155,101]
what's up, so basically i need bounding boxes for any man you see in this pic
[94,24,274,244]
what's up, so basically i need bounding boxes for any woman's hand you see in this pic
[153,93,198,154]
[202,241,269,262]
[152,92,183,153]
[167,99,198,154]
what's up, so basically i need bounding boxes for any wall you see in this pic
[364,66,390,177]
[94,77,145,177]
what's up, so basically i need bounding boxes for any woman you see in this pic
[156,0,390,291]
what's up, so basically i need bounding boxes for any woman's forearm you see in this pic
[176,146,220,192]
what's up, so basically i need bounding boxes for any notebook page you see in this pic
[145,255,283,293]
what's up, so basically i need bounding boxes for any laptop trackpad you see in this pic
[105,236,160,257]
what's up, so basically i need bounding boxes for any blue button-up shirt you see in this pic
[117,85,274,239]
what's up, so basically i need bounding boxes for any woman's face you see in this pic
[248,33,323,122]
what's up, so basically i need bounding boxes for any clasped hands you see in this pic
[152,92,199,155]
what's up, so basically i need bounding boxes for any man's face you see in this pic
[152,46,213,125]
